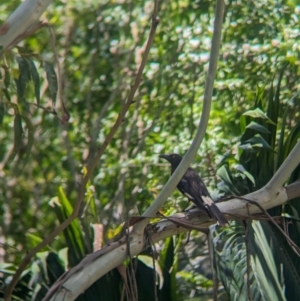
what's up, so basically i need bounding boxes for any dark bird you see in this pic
[159,153,228,226]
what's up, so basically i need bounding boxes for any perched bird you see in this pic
[159,153,228,226]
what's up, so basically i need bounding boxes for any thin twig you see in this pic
[4,11,159,301]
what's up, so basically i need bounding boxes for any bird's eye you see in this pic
[172,155,175,158]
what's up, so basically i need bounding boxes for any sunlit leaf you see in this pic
[44,252,65,283]
[52,187,85,266]
[211,223,254,301]
[234,164,255,185]
[217,165,240,195]
[249,221,286,301]
[58,247,69,271]
[26,233,43,248]
[138,255,164,289]
[243,108,276,125]
[245,134,273,151]
[246,121,271,134]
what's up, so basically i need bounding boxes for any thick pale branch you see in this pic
[0,0,52,50]
[45,181,300,301]
[44,233,145,301]
[217,187,287,216]
[265,141,300,194]
[218,141,300,216]
[286,180,300,200]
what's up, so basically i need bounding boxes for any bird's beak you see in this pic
[159,154,169,160]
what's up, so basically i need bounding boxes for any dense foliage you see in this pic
[1,0,300,300]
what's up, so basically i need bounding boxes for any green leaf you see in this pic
[45,252,65,284]
[159,237,177,301]
[246,121,271,134]
[243,108,276,125]
[266,67,285,150]
[244,134,274,151]
[276,101,291,170]
[26,233,43,248]
[211,223,258,301]
[234,164,256,185]
[3,64,10,89]
[0,263,16,274]
[58,247,69,271]
[15,57,30,103]
[51,187,85,266]
[44,61,58,103]
[243,108,267,119]
[240,115,247,133]
[249,221,286,301]
[29,60,40,105]
[239,143,255,151]
[28,261,42,289]
[138,255,164,289]
[217,165,240,195]
[8,113,23,163]
[19,114,34,167]
[31,283,44,301]
[36,251,50,283]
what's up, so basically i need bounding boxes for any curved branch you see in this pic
[44,179,300,301]
[136,0,225,232]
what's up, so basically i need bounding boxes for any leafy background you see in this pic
[1,0,300,300]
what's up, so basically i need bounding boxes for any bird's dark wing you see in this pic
[177,168,208,211]
[178,168,210,199]
[178,168,228,226]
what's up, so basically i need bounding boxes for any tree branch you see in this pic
[217,142,300,217]
[43,179,300,301]
[265,141,300,194]
[135,0,225,233]
[0,0,52,50]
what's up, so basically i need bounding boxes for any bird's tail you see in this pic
[200,195,228,226]
[205,202,228,226]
